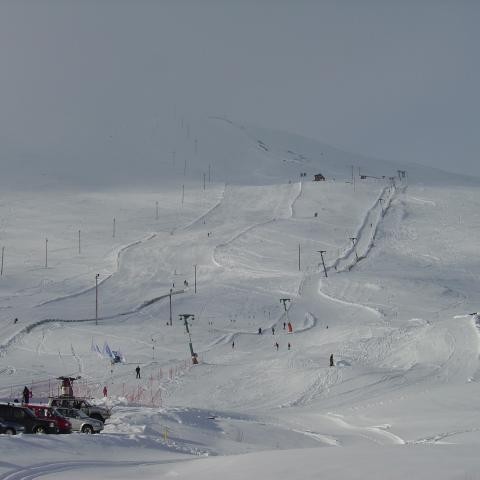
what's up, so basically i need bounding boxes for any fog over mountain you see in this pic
[0,0,479,184]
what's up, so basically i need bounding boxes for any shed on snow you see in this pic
[313,173,326,181]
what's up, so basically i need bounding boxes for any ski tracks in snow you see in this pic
[0,458,192,480]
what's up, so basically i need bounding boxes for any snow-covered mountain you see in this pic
[1,119,479,479]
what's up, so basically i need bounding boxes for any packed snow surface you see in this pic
[1,119,480,479]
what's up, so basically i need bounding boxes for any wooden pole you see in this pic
[0,246,4,276]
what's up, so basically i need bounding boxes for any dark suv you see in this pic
[0,416,25,435]
[0,403,57,434]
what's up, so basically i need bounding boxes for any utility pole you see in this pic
[181,184,185,207]
[379,197,385,216]
[203,173,206,191]
[95,273,100,325]
[194,264,197,293]
[208,164,211,183]
[179,314,197,363]
[350,237,358,261]
[298,244,301,271]
[1,246,4,276]
[169,288,173,326]
[45,238,48,268]
[112,217,116,238]
[318,250,328,277]
[156,201,159,220]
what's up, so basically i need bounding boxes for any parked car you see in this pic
[0,416,25,435]
[27,404,72,434]
[49,397,110,423]
[0,403,57,434]
[55,407,103,434]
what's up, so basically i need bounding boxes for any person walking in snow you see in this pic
[330,354,334,367]
[283,322,286,330]
[103,386,108,397]
[135,365,141,379]
[272,326,275,335]
[258,327,262,335]
[274,342,279,351]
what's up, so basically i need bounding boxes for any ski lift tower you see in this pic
[57,376,81,398]
[280,298,291,325]
[179,314,198,364]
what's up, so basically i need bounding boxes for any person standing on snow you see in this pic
[135,365,141,379]
[103,386,108,397]
[22,386,30,404]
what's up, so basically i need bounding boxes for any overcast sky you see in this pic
[0,0,479,177]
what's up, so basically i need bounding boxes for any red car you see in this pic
[27,404,72,434]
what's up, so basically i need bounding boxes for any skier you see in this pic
[22,386,30,404]
[272,326,275,335]
[288,342,291,350]
[330,354,334,367]
[287,322,293,333]
[13,318,18,324]
[283,322,286,330]
[232,341,235,350]
[258,327,262,335]
[274,342,279,351]
[184,279,188,287]
[135,365,141,379]
[103,386,108,397]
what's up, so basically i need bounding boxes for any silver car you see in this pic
[55,408,103,434]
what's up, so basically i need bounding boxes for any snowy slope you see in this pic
[1,120,480,479]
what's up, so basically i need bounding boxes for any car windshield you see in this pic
[52,408,66,418]
[76,410,91,419]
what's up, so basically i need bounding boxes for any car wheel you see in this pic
[81,425,94,434]
[33,425,47,434]
[5,428,15,435]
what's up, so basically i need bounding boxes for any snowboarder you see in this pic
[258,327,262,335]
[135,365,141,379]
[330,354,334,367]
[22,386,30,404]
[103,386,108,397]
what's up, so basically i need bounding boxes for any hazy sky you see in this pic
[0,0,479,177]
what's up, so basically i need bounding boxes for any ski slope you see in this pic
[1,119,480,479]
